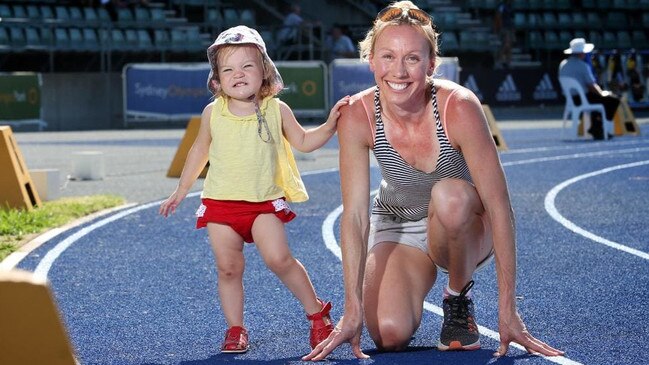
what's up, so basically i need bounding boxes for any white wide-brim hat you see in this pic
[564,38,594,54]
[206,25,283,96]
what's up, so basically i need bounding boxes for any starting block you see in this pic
[0,269,77,365]
[167,116,209,178]
[613,98,641,136]
[0,126,41,210]
[482,105,508,151]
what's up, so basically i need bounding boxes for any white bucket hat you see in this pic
[206,25,283,96]
[564,38,594,54]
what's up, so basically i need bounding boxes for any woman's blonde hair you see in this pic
[207,44,281,99]
[359,1,440,81]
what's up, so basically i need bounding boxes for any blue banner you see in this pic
[123,64,212,121]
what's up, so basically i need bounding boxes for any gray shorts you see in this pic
[368,213,494,273]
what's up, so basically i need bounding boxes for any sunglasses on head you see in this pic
[376,6,432,25]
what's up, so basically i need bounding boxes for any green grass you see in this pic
[0,195,125,261]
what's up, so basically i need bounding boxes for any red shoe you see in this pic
[221,326,249,353]
[306,299,334,349]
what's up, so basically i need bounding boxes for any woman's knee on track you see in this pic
[370,318,414,352]
[429,179,482,235]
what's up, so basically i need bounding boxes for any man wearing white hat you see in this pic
[559,38,620,140]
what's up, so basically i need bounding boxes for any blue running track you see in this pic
[14,126,649,365]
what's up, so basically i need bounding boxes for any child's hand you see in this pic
[325,95,351,129]
[159,190,186,217]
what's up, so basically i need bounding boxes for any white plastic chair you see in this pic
[559,76,612,140]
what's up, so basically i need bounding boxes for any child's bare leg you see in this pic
[252,214,322,314]
[207,223,246,327]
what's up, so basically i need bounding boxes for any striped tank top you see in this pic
[372,84,473,221]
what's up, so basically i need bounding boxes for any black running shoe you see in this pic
[437,280,480,351]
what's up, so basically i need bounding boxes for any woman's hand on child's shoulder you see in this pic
[326,95,351,127]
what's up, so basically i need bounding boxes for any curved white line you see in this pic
[32,191,203,280]
[31,168,339,279]
[544,160,649,261]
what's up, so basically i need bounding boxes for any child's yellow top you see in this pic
[201,96,309,203]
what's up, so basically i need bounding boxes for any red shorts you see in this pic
[195,198,296,243]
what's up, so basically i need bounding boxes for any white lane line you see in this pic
[31,191,201,280]
[501,139,649,155]
[544,160,649,261]
[27,168,340,279]
[323,203,582,365]
[501,147,649,167]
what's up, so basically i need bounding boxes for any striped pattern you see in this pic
[371,84,473,221]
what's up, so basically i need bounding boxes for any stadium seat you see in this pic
[541,12,557,28]
[83,7,98,24]
[69,28,83,50]
[555,0,571,9]
[440,31,459,51]
[0,4,11,18]
[82,28,99,51]
[137,29,153,49]
[124,29,138,50]
[631,30,648,48]
[150,8,166,23]
[588,30,602,48]
[25,27,42,49]
[108,29,126,51]
[543,30,560,50]
[601,31,616,49]
[55,28,70,49]
[40,5,54,20]
[170,28,185,51]
[527,31,544,50]
[595,0,611,9]
[586,12,602,29]
[0,27,9,48]
[26,5,40,20]
[206,8,223,25]
[542,0,556,9]
[55,6,70,21]
[572,13,586,30]
[616,31,631,49]
[240,9,256,27]
[222,8,240,28]
[558,31,572,47]
[513,13,526,29]
[40,27,53,47]
[11,5,27,19]
[9,26,26,48]
[559,76,612,140]
[527,13,541,29]
[69,7,83,22]
[117,8,134,25]
[154,29,171,49]
[97,7,111,23]
[512,0,528,10]
[582,0,596,8]
[606,12,627,30]
[556,13,571,29]
[135,7,150,22]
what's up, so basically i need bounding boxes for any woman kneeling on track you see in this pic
[160,25,349,354]
[303,1,564,361]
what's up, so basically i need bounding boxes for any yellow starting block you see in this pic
[0,269,77,365]
[0,126,41,210]
[613,98,641,136]
[482,105,508,151]
[167,116,209,178]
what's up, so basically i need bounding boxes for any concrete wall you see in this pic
[41,73,123,131]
